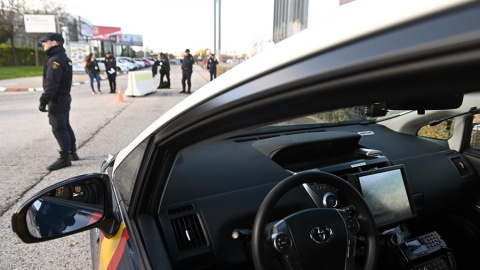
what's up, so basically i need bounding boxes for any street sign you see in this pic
[24,15,56,33]
[109,35,117,43]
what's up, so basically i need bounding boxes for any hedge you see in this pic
[0,44,46,66]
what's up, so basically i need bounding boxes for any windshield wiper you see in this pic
[429,107,479,126]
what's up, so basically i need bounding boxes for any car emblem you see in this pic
[310,225,334,244]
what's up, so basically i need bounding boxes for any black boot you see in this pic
[70,146,80,161]
[47,151,72,171]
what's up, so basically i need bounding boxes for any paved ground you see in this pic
[0,72,119,92]
[0,64,211,269]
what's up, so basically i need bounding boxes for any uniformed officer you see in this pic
[207,53,218,81]
[158,52,171,89]
[180,49,194,94]
[38,32,79,171]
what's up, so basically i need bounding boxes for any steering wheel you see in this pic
[252,169,379,270]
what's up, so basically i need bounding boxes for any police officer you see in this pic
[207,53,218,81]
[38,32,79,171]
[180,49,194,94]
[104,52,117,93]
[158,52,171,89]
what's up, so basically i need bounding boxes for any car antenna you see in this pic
[429,107,479,126]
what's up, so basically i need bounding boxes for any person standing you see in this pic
[38,32,79,171]
[104,52,117,93]
[207,53,218,81]
[180,48,194,94]
[152,56,159,78]
[158,52,171,89]
[85,53,102,94]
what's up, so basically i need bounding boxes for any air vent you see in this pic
[451,157,471,176]
[172,214,207,251]
[234,135,280,143]
[168,204,194,215]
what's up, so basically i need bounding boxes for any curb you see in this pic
[0,80,90,92]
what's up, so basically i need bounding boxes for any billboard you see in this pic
[24,15,56,33]
[69,42,91,72]
[79,17,93,37]
[119,34,143,46]
[92,26,121,41]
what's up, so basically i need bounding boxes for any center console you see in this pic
[382,226,457,270]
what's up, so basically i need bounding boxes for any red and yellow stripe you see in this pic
[97,222,130,270]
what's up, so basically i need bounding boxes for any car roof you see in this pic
[113,0,475,171]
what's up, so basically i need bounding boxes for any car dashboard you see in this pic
[158,123,479,270]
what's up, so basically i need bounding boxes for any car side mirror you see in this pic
[12,173,119,243]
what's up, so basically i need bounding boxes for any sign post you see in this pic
[24,15,56,66]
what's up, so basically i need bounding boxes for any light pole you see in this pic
[61,26,71,59]
[214,0,221,56]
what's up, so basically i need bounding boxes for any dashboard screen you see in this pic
[353,165,414,225]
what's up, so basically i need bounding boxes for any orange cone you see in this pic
[116,86,125,103]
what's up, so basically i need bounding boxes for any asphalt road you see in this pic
[0,64,210,269]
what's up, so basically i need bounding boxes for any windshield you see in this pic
[269,106,412,127]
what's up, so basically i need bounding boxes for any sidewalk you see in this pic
[0,72,119,92]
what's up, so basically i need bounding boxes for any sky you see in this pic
[62,0,274,56]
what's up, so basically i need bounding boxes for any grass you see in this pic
[0,66,44,80]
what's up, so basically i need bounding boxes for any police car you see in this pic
[12,1,480,270]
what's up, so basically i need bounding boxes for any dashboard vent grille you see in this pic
[172,214,207,251]
[451,157,471,176]
[234,135,279,143]
[168,204,194,215]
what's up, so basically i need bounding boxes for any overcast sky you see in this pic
[62,0,274,55]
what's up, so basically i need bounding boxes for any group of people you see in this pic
[152,48,194,94]
[84,52,117,94]
[37,32,221,171]
[152,49,219,94]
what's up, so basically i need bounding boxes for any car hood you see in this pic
[113,0,473,172]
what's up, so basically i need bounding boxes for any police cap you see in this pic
[40,32,64,44]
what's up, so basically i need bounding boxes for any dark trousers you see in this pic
[210,70,217,81]
[160,71,170,88]
[48,112,76,152]
[181,70,192,92]
[107,73,116,92]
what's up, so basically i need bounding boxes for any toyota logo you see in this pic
[310,225,334,244]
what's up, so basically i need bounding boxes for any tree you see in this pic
[0,0,27,65]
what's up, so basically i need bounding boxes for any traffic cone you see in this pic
[116,86,125,103]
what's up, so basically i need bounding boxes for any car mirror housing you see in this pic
[12,173,119,243]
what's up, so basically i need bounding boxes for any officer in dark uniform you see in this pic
[38,32,79,171]
[207,53,218,81]
[158,52,171,89]
[180,49,194,94]
[104,52,117,93]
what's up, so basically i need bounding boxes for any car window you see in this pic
[417,119,455,141]
[114,138,149,210]
[470,113,480,150]
[266,106,409,127]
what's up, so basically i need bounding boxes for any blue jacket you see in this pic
[181,54,194,72]
[207,57,218,72]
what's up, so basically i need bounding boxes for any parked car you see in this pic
[96,57,129,73]
[117,57,138,70]
[12,2,480,270]
[142,58,153,67]
[133,58,146,69]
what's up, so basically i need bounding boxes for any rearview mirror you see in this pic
[12,174,118,243]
